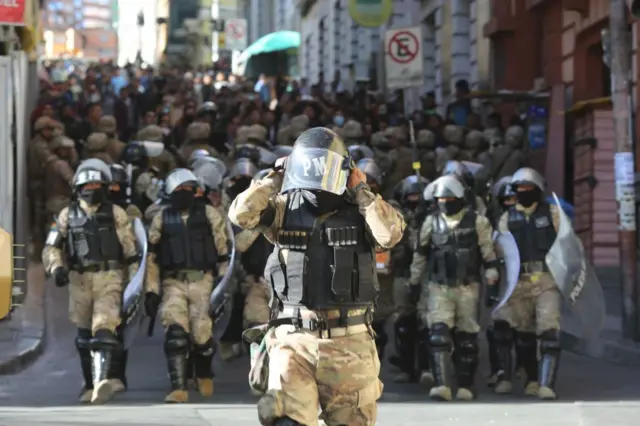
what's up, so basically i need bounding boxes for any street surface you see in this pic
[1,281,640,425]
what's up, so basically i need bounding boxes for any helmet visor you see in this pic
[281,147,350,195]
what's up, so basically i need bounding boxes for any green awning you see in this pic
[238,31,300,63]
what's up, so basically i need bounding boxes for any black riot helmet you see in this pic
[281,127,352,195]
[394,175,429,209]
[121,142,148,168]
[442,160,474,188]
[108,164,128,206]
[356,158,382,193]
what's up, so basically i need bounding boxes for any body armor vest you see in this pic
[507,203,556,263]
[159,204,218,272]
[242,234,274,277]
[267,191,377,310]
[66,201,122,271]
[428,210,480,285]
[465,189,477,210]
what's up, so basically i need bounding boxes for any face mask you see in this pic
[333,116,345,127]
[302,190,345,215]
[79,187,105,205]
[404,200,419,212]
[516,189,541,208]
[171,190,194,210]
[438,199,464,216]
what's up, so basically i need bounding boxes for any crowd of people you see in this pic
[27,61,571,425]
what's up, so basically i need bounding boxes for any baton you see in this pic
[409,120,420,177]
[147,313,156,337]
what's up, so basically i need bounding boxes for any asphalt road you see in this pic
[1,281,640,425]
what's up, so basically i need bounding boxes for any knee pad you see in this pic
[164,324,190,355]
[492,320,513,344]
[515,332,537,349]
[273,417,305,426]
[429,322,452,351]
[91,328,119,351]
[192,338,215,357]
[539,329,561,355]
[454,332,478,355]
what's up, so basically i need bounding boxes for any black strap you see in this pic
[268,313,367,332]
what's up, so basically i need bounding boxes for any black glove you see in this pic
[53,267,69,287]
[485,283,501,308]
[407,283,421,304]
[144,292,161,318]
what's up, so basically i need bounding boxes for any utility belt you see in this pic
[520,261,548,274]
[164,269,212,281]
[71,260,120,274]
[268,306,372,338]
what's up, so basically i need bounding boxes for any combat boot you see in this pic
[90,329,119,405]
[75,334,93,403]
[165,354,190,403]
[486,327,499,387]
[492,321,514,395]
[538,330,561,400]
[392,314,417,382]
[193,340,215,398]
[372,321,388,363]
[108,348,128,393]
[516,332,539,396]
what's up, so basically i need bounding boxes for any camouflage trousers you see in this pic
[374,274,395,322]
[69,270,124,334]
[242,274,271,328]
[419,282,481,333]
[258,322,383,425]
[393,276,416,316]
[493,272,561,334]
[160,272,214,345]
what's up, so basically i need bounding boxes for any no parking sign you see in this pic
[384,27,424,90]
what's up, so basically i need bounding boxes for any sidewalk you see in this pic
[0,263,46,374]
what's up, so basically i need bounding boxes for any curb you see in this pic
[561,331,640,367]
[0,264,46,375]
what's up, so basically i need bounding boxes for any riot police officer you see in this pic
[228,127,406,426]
[42,159,139,404]
[144,168,230,403]
[493,167,562,400]
[108,164,143,219]
[121,142,154,213]
[442,160,487,215]
[409,175,499,401]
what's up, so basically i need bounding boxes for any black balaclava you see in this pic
[79,184,106,205]
[516,187,542,208]
[438,198,465,216]
[171,187,195,211]
[301,189,346,216]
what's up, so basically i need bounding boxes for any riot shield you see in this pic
[491,231,521,315]
[461,161,483,176]
[121,218,148,349]
[138,141,165,157]
[0,228,13,320]
[210,220,237,339]
[546,193,605,342]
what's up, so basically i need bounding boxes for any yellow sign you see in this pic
[348,0,393,28]
[0,228,13,320]
[218,32,226,48]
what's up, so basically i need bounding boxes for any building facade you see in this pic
[42,0,117,60]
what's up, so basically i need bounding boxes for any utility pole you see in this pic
[136,11,145,65]
[610,0,639,341]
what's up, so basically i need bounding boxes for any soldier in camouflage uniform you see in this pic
[436,125,465,174]
[136,125,178,178]
[28,116,57,255]
[371,131,393,191]
[388,175,430,384]
[235,125,250,146]
[342,120,364,146]
[409,175,499,401]
[385,127,414,199]
[84,132,115,164]
[98,116,126,162]
[229,128,405,426]
[43,135,76,219]
[247,124,268,147]
[107,164,143,220]
[492,168,562,401]
[42,160,140,405]
[417,129,438,181]
[144,168,229,403]
[461,129,487,163]
[180,122,219,161]
[490,125,527,181]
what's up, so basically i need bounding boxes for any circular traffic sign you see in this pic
[229,23,245,39]
[387,31,419,64]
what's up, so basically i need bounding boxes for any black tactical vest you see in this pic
[66,201,123,271]
[267,191,377,310]
[465,188,477,210]
[159,204,218,272]
[507,203,556,263]
[242,233,274,277]
[428,210,480,285]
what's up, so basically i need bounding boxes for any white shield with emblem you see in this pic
[491,230,521,315]
[121,218,148,349]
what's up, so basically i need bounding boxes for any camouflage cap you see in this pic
[464,129,485,149]
[505,125,524,146]
[34,116,52,131]
[236,126,250,144]
[50,135,75,150]
[86,132,109,150]
[443,125,464,144]
[342,120,363,139]
[370,131,388,148]
[417,129,435,148]
[247,124,267,143]
[276,126,291,145]
[186,122,211,141]
[290,114,310,130]
[97,116,117,133]
[136,125,164,142]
